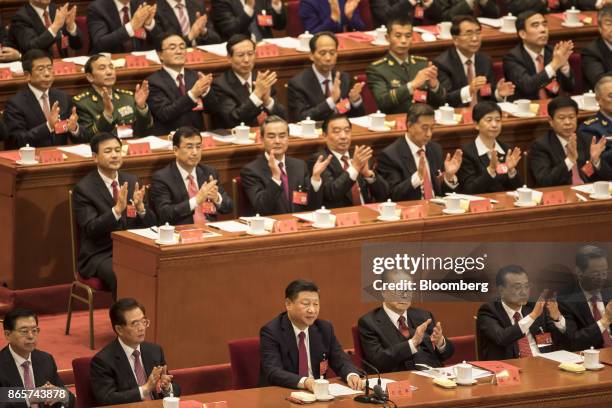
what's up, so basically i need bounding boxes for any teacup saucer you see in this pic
[377,215,400,222]
[512,111,536,118]
[499,28,517,34]
[442,208,466,215]
[589,193,612,200]
[316,395,335,401]
[296,47,310,53]
[585,363,605,371]
[312,222,335,229]
[368,126,391,132]
[456,379,477,386]
[437,35,452,40]
[562,21,584,28]
[436,119,459,125]
[155,238,179,245]
[16,159,39,165]
[514,201,537,207]
[232,139,255,145]
[246,229,270,236]
[370,40,389,46]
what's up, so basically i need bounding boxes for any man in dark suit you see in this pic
[155,0,221,46]
[434,15,515,108]
[503,11,576,101]
[505,0,605,16]
[441,0,499,20]
[1,308,75,408]
[73,133,156,301]
[370,0,444,27]
[150,126,232,225]
[477,265,567,360]
[0,22,21,62]
[557,245,612,351]
[260,279,362,390]
[147,33,218,135]
[9,0,82,58]
[91,298,180,406]
[377,103,463,201]
[88,0,161,54]
[358,268,454,373]
[210,35,286,129]
[530,96,611,187]
[299,0,366,34]
[581,5,612,92]
[457,102,523,194]
[288,32,365,122]
[307,114,388,208]
[4,49,83,148]
[579,76,612,166]
[241,116,330,215]
[211,0,286,41]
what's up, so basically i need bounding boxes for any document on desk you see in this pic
[328,383,362,396]
[571,183,611,195]
[58,144,92,158]
[62,56,90,65]
[445,193,499,204]
[127,136,172,150]
[478,17,502,28]
[197,43,228,57]
[132,50,161,64]
[537,350,583,364]
[349,115,372,128]
[0,61,24,74]
[127,228,159,240]
[412,365,491,379]
[262,37,300,49]
[207,221,249,233]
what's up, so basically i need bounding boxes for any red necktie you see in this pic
[122,7,134,52]
[43,10,61,59]
[177,73,186,95]
[111,180,119,203]
[41,93,50,115]
[298,331,309,377]
[341,156,362,206]
[398,315,410,338]
[323,79,330,97]
[418,149,434,200]
[564,145,584,185]
[591,296,612,347]
[187,174,206,224]
[465,59,477,107]
[535,55,548,100]
[278,162,290,202]
[513,312,533,357]
[132,350,151,400]
[21,361,39,408]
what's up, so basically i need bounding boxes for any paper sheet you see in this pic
[0,61,24,74]
[478,17,502,28]
[328,383,362,396]
[207,221,249,233]
[127,228,159,240]
[571,184,595,194]
[58,144,92,158]
[537,350,583,364]
[262,37,301,49]
[349,115,372,128]
[411,364,492,380]
[498,102,520,115]
[446,193,499,204]
[197,43,228,57]
[132,50,161,65]
[127,136,172,150]
[62,56,90,65]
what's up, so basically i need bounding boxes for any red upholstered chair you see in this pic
[228,337,261,390]
[568,52,583,94]
[355,74,378,114]
[75,16,89,56]
[171,364,233,395]
[444,335,477,366]
[65,190,110,350]
[72,357,94,408]
[350,326,364,369]
[287,1,305,37]
[357,0,374,30]
[492,61,504,84]
[231,176,254,217]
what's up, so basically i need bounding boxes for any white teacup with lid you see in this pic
[159,222,175,244]
[379,199,397,219]
[19,144,36,163]
[369,110,386,130]
[232,122,250,142]
[501,14,517,33]
[565,7,580,25]
[297,31,313,51]
[300,116,316,137]
[314,207,332,226]
[247,214,266,234]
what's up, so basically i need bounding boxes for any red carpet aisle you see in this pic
[0,309,115,370]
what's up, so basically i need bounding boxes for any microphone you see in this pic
[353,355,388,404]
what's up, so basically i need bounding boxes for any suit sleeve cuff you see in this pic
[553,315,566,333]
[347,166,359,181]
[244,5,254,17]
[47,27,58,38]
[139,385,147,400]
[565,157,575,171]
[544,64,555,79]
[326,97,336,110]
[68,25,78,36]
[460,86,472,104]
[311,178,322,192]
[189,197,198,211]
[444,175,458,188]
[597,320,608,333]
[272,2,283,13]
[250,93,263,107]
[346,373,360,383]
[436,337,447,352]
[351,98,363,108]
[518,315,534,334]
[271,177,281,186]
[411,172,423,189]
[145,20,155,31]
[112,207,121,220]
[216,193,223,206]
[125,22,135,37]
[298,377,307,388]
[408,339,418,354]
[264,98,275,111]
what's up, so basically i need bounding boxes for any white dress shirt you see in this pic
[234,71,275,111]
[383,303,446,355]
[455,49,505,104]
[162,66,204,102]
[404,136,458,191]
[523,44,570,80]
[475,135,517,178]
[28,84,54,132]
[29,3,77,37]
[311,65,362,110]
[175,161,222,211]
[581,288,609,334]
[98,169,123,220]
[117,337,150,400]
[501,301,541,356]
[114,0,155,37]
[329,149,376,205]
[264,152,322,192]
[8,345,35,392]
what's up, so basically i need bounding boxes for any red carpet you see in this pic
[0,309,115,371]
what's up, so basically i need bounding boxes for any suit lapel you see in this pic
[93,172,116,209]
[494,301,514,328]
[162,0,181,32]
[26,4,47,35]
[519,46,537,75]
[375,307,406,344]
[548,132,567,163]
[161,69,182,98]
[0,347,25,387]
[229,71,249,99]
[112,339,140,389]
[31,350,47,387]
[25,87,48,125]
[450,48,468,87]
[308,324,324,378]
[170,162,190,202]
[398,138,417,177]
[307,67,326,102]
[281,315,299,373]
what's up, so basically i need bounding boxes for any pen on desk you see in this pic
[150,226,159,233]
[575,193,588,202]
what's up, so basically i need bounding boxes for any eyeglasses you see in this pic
[32,65,54,73]
[458,30,482,38]
[127,318,150,329]
[15,327,41,337]
[234,51,255,59]
[162,44,186,51]
[508,284,532,291]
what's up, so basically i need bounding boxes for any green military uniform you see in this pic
[73,87,154,142]
[366,52,446,114]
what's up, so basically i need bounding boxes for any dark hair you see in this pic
[227,34,255,56]
[22,49,51,74]
[387,15,413,33]
[84,54,109,74]
[285,279,319,301]
[172,126,202,147]
[575,245,607,272]
[407,103,435,125]
[3,307,38,331]
[90,132,122,154]
[598,4,612,26]
[547,96,578,119]
[109,298,146,331]
[259,115,288,136]
[157,32,185,52]
[495,265,527,287]
[516,10,542,32]
[322,113,351,134]
[309,31,338,53]
[473,101,502,123]
[450,15,481,37]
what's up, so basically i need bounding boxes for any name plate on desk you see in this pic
[185,50,206,64]
[201,135,216,149]
[125,55,149,68]
[336,212,360,226]
[53,61,76,75]
[255,44,279,58]
[202,401,228,408]
[395,116,407,130]
[127,142,151,156]
[401,204,425,219]
[273,219,298,233]
[179,229,204,243]
[542,190,565,205]
[0,68,12,80]
[495,366,521,386]
[387,380,412,398]
[469,199,492,213]
[39,150,63,164]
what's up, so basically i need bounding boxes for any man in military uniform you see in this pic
[579,75,612,167]
[74,54,153,141]
[366,15,445,115]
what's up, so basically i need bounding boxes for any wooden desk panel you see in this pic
[113,186,612,367]
[107,345,612,408]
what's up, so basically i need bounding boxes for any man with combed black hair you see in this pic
[581,5,612,91]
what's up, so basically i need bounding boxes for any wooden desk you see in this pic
[113,186,612,367]
[107,350,612,408]
[0,13,599,110]
[0,108,592,290]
